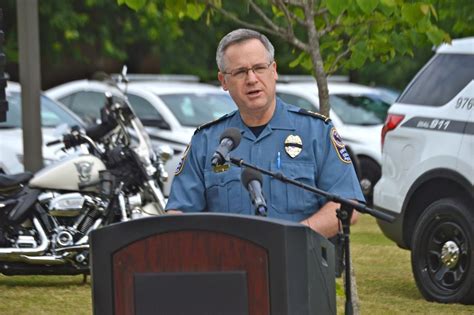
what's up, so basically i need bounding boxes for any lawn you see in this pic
[0,214,473,314]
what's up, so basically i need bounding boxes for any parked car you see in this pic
[374,37,474,304]
[0,81,84,174]
[46,79,237,196]
[275,80,393,204]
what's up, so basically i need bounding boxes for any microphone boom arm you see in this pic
[229,156,394,223]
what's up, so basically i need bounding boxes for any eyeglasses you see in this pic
[222,62,273,80]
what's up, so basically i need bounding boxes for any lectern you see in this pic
[90,213,335,315]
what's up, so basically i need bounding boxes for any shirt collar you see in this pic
[268,98,296,131]
[228,98,295,141]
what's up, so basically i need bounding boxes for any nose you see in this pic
[246,68,258,83]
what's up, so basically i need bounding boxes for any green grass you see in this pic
[1,215,474,314]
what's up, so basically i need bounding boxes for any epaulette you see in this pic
[297,108,331,123]
[194,112,232,135]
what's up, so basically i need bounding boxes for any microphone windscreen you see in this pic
[219,127,241,149]
[241,167,263,189]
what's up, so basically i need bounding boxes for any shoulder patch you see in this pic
[194,112,234,135]
[297,108,331,123]
[174,144,191,176]
[330,127,352,164]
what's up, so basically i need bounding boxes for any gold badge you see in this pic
[284,135,303,158]
[213,164,230,173]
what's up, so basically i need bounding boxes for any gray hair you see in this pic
[216,28,275,72]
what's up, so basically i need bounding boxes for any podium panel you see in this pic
[134,271,249,315]
[113,230,269,315]
[90,213,336,315]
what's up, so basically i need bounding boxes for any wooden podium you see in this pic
[90,213,336,315]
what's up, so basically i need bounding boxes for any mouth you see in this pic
[246,89,262,97]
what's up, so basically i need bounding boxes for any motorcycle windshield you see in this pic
[129,117,156,174]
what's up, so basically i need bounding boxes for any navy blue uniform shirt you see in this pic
[165,99,364,222]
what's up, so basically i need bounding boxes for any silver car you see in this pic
[0,81,84,174]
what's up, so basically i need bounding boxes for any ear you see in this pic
[218,72,228,91]
[272,61,278,81]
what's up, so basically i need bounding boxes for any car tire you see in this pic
[357,157,380,206]
[411,198,474,304]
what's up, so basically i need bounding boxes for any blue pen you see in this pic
[277,151,281,169]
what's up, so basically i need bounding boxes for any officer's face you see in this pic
[218,39,278,126]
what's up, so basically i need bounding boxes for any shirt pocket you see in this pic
[204,167,244,213]
[270,162,319,214]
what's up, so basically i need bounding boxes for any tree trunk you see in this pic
[303,1,330,117]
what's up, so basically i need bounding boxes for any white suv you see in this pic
[374,37,474,304]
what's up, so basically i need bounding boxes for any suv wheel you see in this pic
[411,198,474,303]
[358,157,380,206]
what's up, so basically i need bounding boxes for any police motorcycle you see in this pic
[0,92,170,276]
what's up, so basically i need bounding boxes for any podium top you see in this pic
[91,213,321,249]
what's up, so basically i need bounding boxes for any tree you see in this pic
[121,0,449,116]
[3,0,199,87]
[356,0,474,90]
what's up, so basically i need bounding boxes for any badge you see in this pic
[284,134,303,158]
[213,164,230,173]
[330,128,351,164]
[74,161,94,184]
[175,144,190,176]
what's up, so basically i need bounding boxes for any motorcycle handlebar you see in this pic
[46,139,62,147]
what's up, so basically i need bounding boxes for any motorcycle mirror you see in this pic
[120,65,129,83]
[155,145,174,163]
[120,65,129,94]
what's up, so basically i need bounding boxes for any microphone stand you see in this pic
[229,156,394,315]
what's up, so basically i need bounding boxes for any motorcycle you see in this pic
[0,92,170,276]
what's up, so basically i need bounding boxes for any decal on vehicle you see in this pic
[75,161,94,184]
[402,117,474,135]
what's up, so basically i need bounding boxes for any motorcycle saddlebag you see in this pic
[0,188,40,225]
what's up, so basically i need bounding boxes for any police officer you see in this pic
[165,28,364,238]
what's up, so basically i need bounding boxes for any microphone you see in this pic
[241,167,267,217]
[211,128,241,167]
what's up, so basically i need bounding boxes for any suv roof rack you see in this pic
[110,73,200,83]
[277,75,349,83]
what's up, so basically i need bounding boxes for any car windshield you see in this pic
[158,93,236,127]
[329,94,391,125]
[0,92,82,128]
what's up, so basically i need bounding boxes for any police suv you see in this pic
[374,37,474,304]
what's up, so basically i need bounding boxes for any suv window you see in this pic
[276,92,314,111]
[277,91,390,125]
[330,94,390,125]
[158,93,236,127]
[126,94,163,121]
[398,54,474,107]
[59,91,104,124]
[0,92,81,128]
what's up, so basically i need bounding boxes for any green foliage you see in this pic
[312,1,449,74]
[5,0,194,67]
[120,0,147,11]
[326,0,350,16]
[4,0,471,91]
[356,0,379,14]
